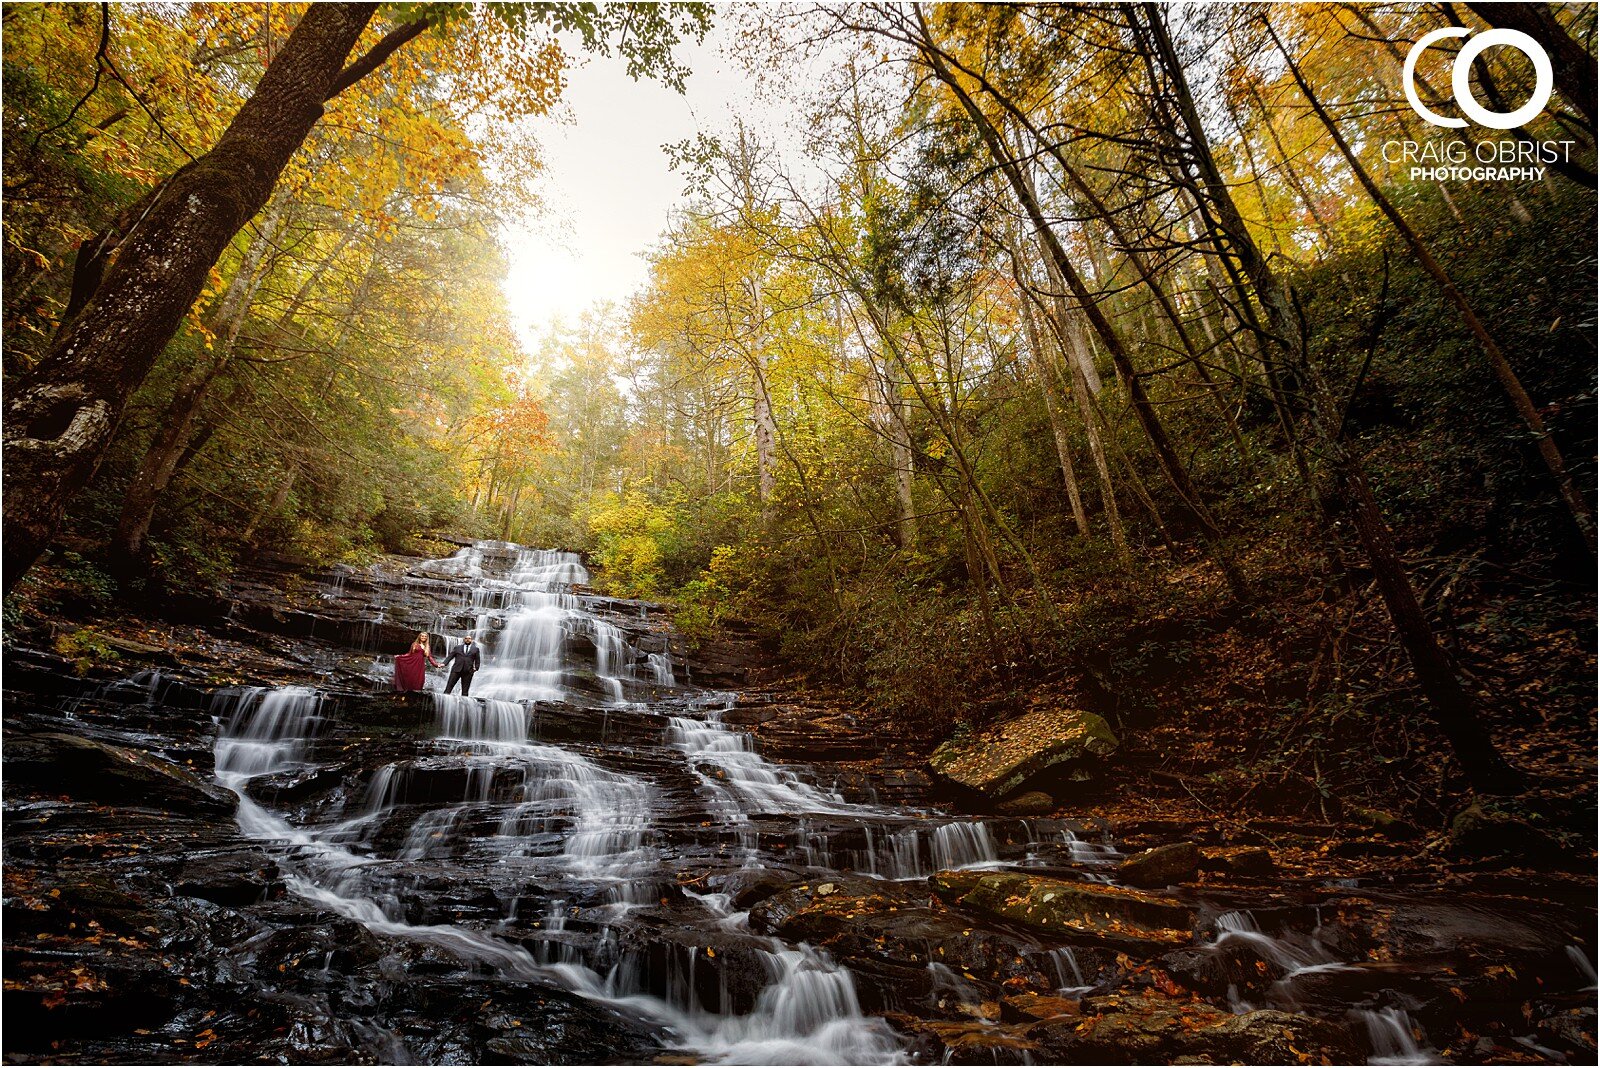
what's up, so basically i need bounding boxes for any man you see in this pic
[442,634,482,696]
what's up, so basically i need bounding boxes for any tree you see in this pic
[2,2,711,593]
[4,3,374,593]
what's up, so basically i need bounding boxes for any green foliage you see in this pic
[588,489,679,599]
[53,552,117,609]
[53,627,121,676]
[672,545,740,645]
[147,529,236,592]
[388,2,713,92]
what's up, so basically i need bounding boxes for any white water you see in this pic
[668,708,860,819]
[1355,1007,1438,1066]
[1567,944,1597,990]
[1213,910,1350,988]
[1048,946,1092,995]
[213,544,917,1065]
[1208,910,1446,1064]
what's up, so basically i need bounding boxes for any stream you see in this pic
[208,544,1008,1064]
[4,539,1594,1064]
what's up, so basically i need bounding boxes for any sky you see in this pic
[499,25,794,347]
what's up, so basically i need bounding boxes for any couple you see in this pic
[393,632,481,695]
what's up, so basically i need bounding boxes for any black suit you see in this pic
[443,642,482,696]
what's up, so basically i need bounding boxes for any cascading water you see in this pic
[211,542,966,1064]
[203,540,1528,1066]
[4,533,1580,1066]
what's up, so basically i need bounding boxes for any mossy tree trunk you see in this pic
[2,3,377,593]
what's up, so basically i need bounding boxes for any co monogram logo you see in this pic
[1403,27,1553,129]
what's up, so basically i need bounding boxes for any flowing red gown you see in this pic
[393,643,439,692]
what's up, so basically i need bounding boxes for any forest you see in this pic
[2,3,1596,1065]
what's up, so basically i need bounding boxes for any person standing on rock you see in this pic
[442,634,482,697]
[392,631,440,692]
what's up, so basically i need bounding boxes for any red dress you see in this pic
[393,641,439,692]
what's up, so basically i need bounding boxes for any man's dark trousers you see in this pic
[443,642,481,696]
[445,663,474,696]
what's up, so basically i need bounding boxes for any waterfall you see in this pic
[647,652,675,685]
[667,706,855,817]
[213,686,324,780]
[212,540,914,1065]
[1354,1007,1436,1066]
[434,694,527,743]
[1567,945,1597,989]
[1048,946,1091,994]
[847,821,1000,880]
[1212,910,1348,979]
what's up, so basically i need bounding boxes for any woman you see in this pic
[392,631,439,692]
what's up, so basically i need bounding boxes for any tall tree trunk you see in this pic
[111,196,288,570]
[876,358,919,549]
[242,467,297,544]
[2,3,376,594]
[743,275,777,508]
[1015,268,1090,537]
[1057,311,1132,564]
[1130,4,1519,791]
[915,16,1248,598]
[752,368,777,506]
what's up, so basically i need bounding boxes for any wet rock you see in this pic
[929,708,1118,799]
[174,850,283,906]
[93,632,184,665]
[605,927,782,1016]
[1531,997,1597,1059]
[1003,992,1080,1020]
[747,875,904,937]
[1198,844,1276,879]
[890,1015,1039,1065]
[932,871,1195,950]
[6,731,235,815]
[335,692,436,734]
[996,791,1055,817]
[748,876,1094,998]
[243,764,351,805]
[1153,937,1340,1009]
[1029,992,1361,1064]
[753,705,880,762]
[1116,842,1200,887]
[710,868,793,909]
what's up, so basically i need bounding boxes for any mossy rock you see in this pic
[1029,993,1361,1064]
[931,870,1194,950]
[929,708,1118,798]
[996,790,1056,817]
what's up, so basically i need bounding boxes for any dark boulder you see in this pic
[710,868,793,910]
[1198,844,1276,879]
[6,731,235,815]
[174,850,283,906]
[1115,842,1200,887]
